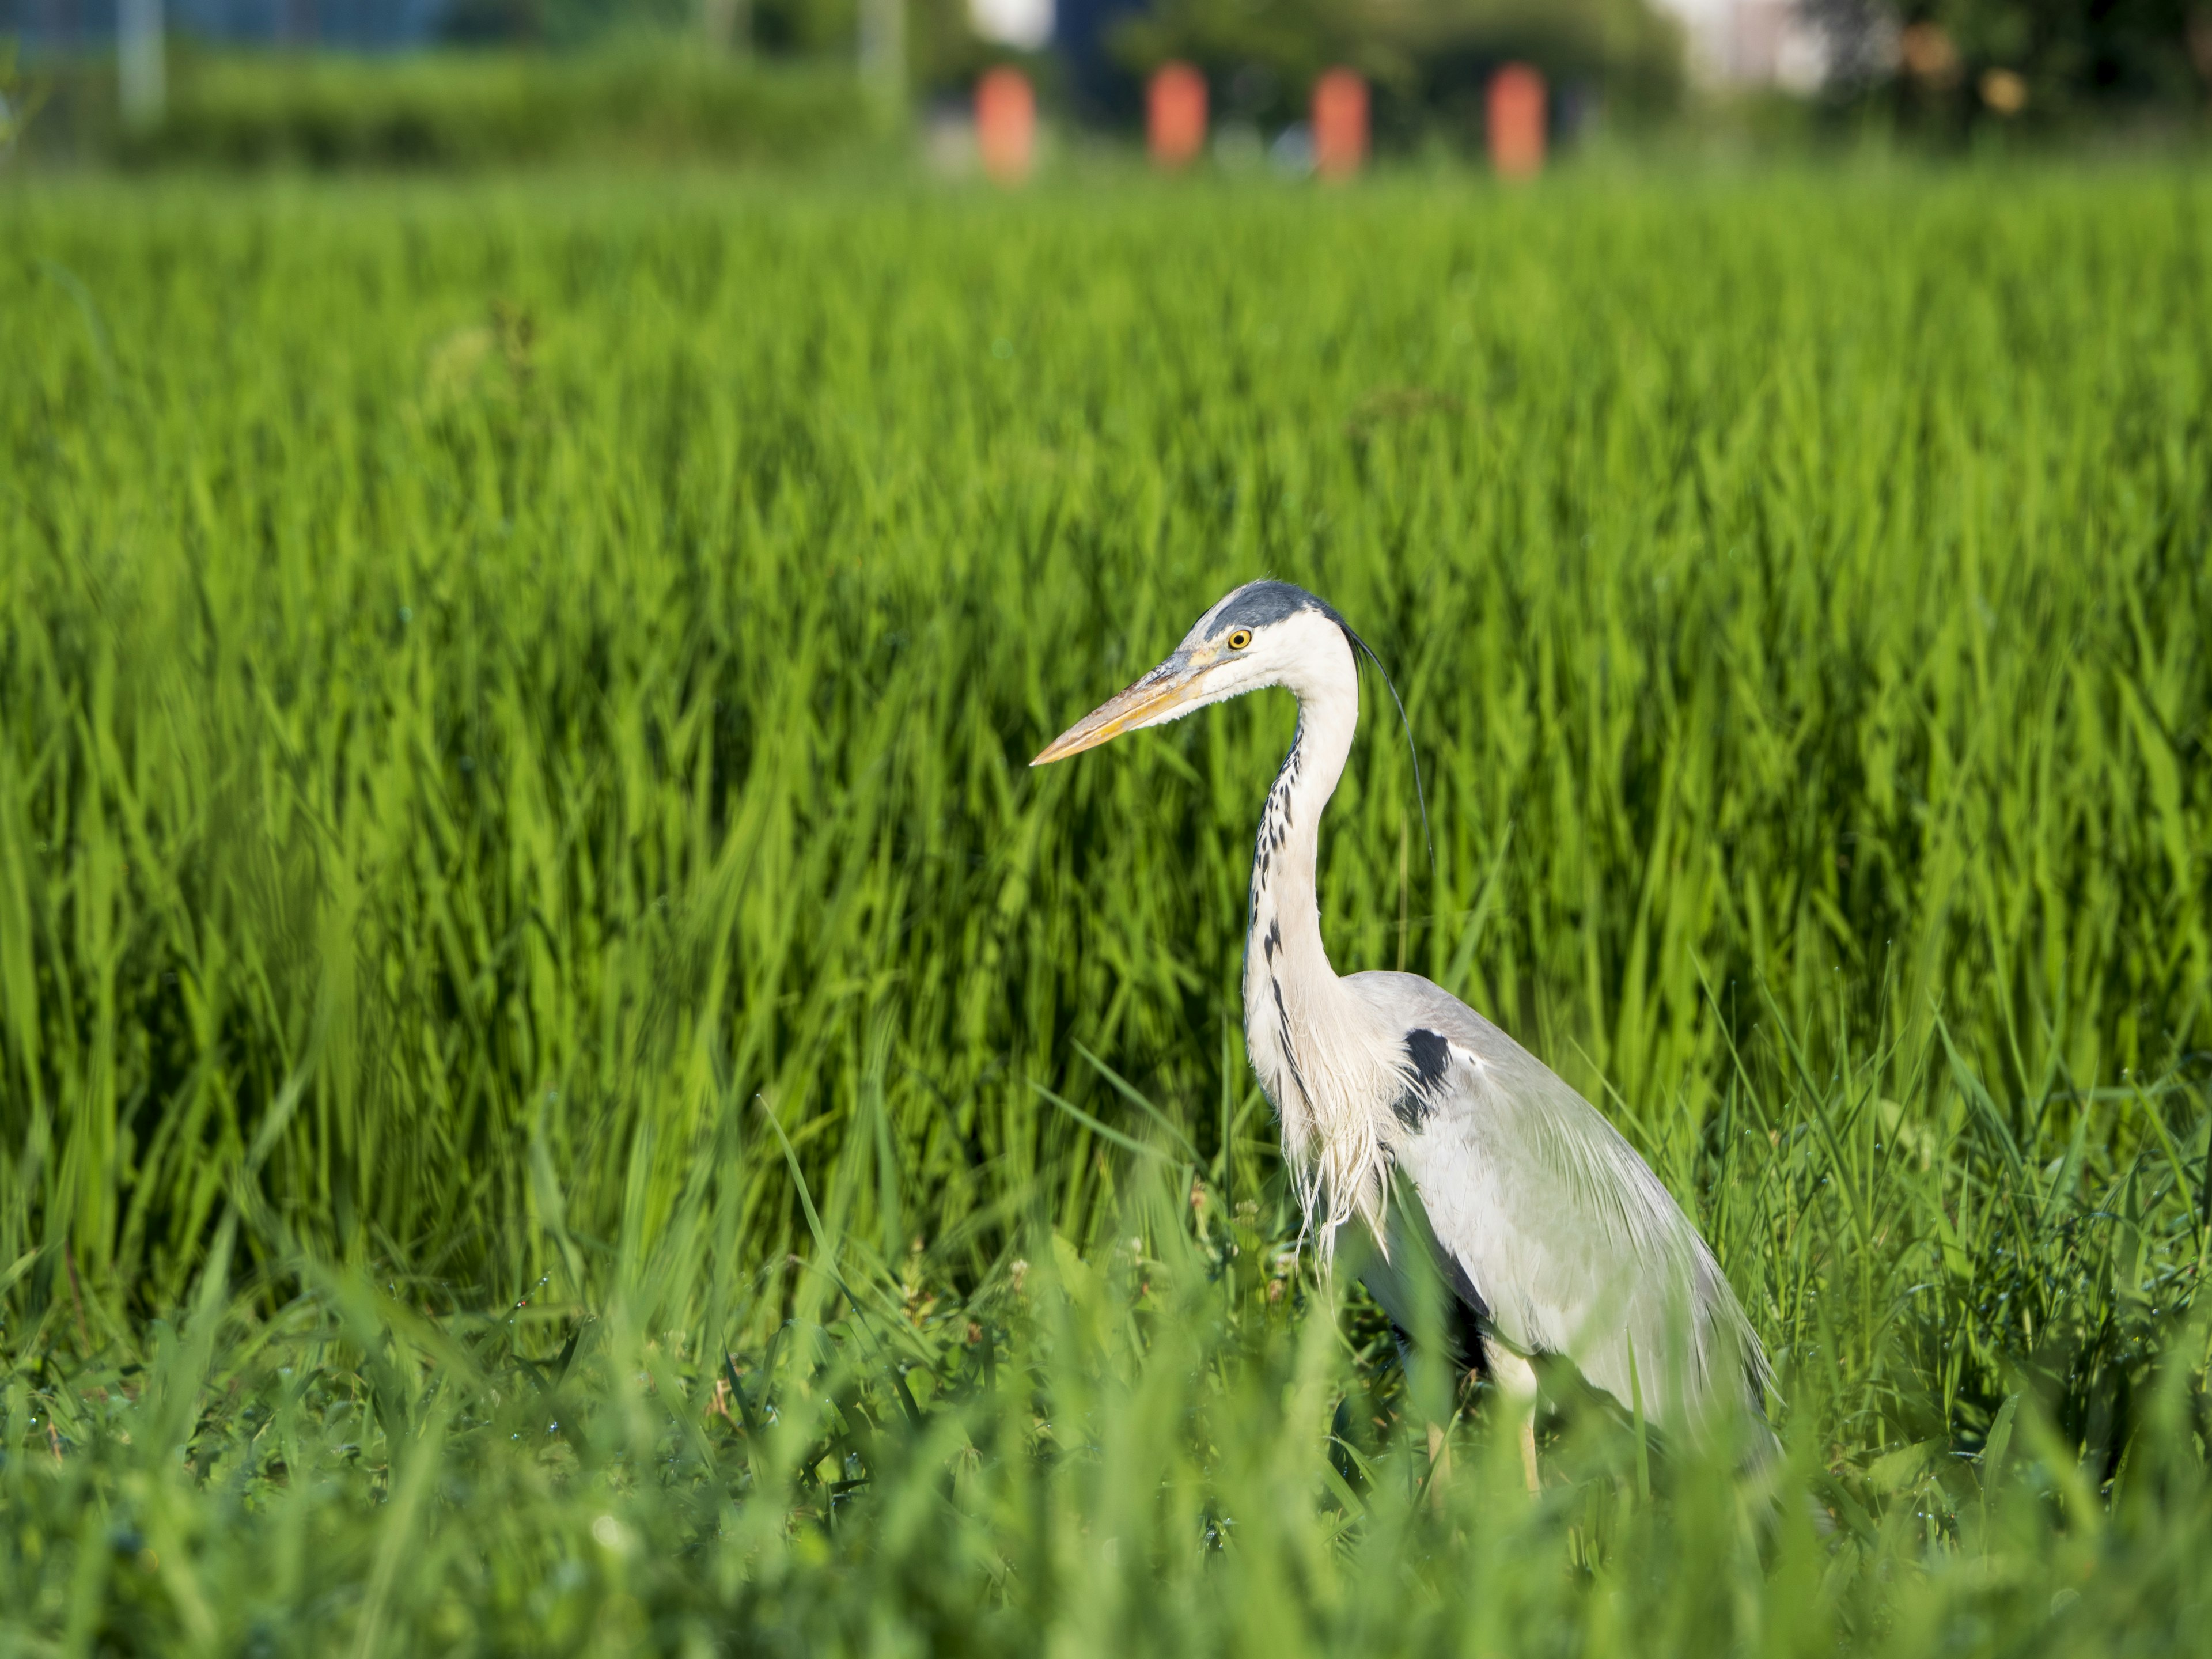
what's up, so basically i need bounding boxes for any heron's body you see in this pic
[1037,579,1770,1461]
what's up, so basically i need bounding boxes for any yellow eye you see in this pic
[1226,628,1253,650]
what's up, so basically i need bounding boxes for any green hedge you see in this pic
[14,46,882,168]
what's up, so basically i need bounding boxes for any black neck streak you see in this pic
[1247,719,1302,910]
[1247,720,1309,1112]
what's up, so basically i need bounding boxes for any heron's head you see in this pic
[1032,580,1358,766]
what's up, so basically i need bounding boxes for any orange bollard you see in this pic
[1312,69,1368,179]
[1147,62,1207,169]
[976,67,1036,183]
[1486,64,1545,179]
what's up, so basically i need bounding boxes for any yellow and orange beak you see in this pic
[1032,650,1215,766]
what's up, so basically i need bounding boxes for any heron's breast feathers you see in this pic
[1244,970,1461,1257]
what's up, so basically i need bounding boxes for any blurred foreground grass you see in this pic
[1,169,2209,1653]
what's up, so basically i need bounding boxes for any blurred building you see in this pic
[967,0,1047,51]
[1651,0,1832,89]
[2,0,446,46]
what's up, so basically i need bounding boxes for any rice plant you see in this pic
[0,164,2206,1655]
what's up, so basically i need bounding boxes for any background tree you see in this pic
[1806,0,2212,126]
[1113,0,1685,146]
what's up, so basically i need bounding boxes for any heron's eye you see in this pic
[1226,628,1253,650]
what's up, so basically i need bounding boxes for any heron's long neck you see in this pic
[1244,645,1362,1160]
[1248,683,1357,995]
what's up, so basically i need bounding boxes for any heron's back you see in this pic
[1343,971,1769,1438]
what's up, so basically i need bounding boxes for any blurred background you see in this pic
[2,0,2209,171]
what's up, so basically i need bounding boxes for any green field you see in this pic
[2,166,2209,1655]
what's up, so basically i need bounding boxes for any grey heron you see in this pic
[1034,580,1771,1491]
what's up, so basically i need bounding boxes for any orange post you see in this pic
[1147,62,1207,169]
[1486,64,1545,179]
[976,67,1036,183]
[1312,68,1368,179]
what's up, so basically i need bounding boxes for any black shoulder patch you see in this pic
[1389,1029,1452,1131]
[1404,1028,1450,1088]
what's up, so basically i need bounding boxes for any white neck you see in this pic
[1240,625,1395,1244]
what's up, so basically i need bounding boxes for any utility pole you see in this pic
[702,0,751,58]
[118,0,164,129]
[858,0,906,112]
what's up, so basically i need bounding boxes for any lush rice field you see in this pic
[1,165,2208,1656]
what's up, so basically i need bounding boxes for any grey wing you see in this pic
[1344,971,1767,1436]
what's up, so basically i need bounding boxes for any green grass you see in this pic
[16,48,880,170]
[1,164,2209,1655]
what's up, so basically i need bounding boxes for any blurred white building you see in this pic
[1652,0,1834,89]
[969,0,1051,51]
